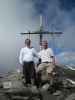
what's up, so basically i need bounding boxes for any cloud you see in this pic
[0,0,40,73]
[32,0,75,50]
[56,52,75,65]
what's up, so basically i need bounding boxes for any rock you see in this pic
[41,83,50,92]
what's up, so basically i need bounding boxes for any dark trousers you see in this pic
[23,61,37,85]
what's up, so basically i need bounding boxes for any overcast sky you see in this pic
[0,0,75,73]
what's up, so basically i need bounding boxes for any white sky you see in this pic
[0,0,39,73]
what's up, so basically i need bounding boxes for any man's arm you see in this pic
[19,48,23,65]
[32,48,41,65]
[32,48,39,58]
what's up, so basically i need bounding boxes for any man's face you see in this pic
[25,39,31,46]
[42,41,48,49]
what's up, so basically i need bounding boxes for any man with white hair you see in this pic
[37,40,55,81]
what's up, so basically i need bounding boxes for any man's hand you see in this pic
[51,56,55,65]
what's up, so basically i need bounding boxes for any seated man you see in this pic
[37,40,55,81]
